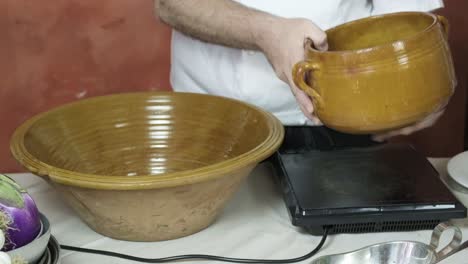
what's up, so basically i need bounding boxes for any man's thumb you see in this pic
[309,32,328,51]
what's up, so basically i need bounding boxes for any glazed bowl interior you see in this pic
[327,12,435,51]
[14,92,283,188]
[11,92,284,241]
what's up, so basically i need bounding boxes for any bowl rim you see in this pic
[10,92,285,190]
[305,11,441,55]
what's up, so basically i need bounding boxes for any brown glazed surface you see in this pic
[293,12,456,134]
[10,92,284,241]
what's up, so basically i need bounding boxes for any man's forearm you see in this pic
[155,0,280,50]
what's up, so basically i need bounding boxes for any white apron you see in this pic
[170,0,444,126]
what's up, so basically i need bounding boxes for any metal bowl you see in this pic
[37,236,60,264]
[311,222,463,264]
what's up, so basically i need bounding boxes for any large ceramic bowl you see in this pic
[10,92,284,241]
[293,12,456,134]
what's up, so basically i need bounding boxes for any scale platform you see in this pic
[270,126,467,235]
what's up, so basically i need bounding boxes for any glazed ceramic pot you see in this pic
[293,12,456,134]
[10,92,284,241]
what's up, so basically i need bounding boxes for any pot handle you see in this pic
[292,61,324,109]
[437,15,449,38]
[429,222,462,262]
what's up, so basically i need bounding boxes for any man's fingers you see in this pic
[295,89,314,113]
[306,30,328,51]
[298,103,315,121]
[372,109,446,141]
[294,88,323,124]
[373,128,411,142]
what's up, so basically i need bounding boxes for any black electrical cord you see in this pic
[59,228,328,263]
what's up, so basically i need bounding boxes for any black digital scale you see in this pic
[270,126,467,235]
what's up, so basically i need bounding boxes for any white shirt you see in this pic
[170,0,444,126]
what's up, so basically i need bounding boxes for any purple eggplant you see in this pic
[0,174,41,251]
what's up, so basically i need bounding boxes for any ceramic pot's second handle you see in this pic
[437,15,449,37]
[292,61,324,109]
[430,222,462,262]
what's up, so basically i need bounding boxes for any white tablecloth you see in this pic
[6,158,468,264]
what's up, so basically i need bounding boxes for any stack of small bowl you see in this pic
[6,214,56,264]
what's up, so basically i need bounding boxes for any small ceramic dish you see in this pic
[448,151,468,189]
[7,213,51,264]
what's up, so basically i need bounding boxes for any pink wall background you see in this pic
[0,1,466,172]
[0,0,172,172]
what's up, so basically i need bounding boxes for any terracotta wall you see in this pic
[0,0,172,172]
[1,1,466,172]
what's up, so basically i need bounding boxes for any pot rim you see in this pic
[306,11,440,55]
[10,92,285,190]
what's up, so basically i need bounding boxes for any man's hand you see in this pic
[257,18,328,124]
[372,108,445,141]
[155,0,327,124]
